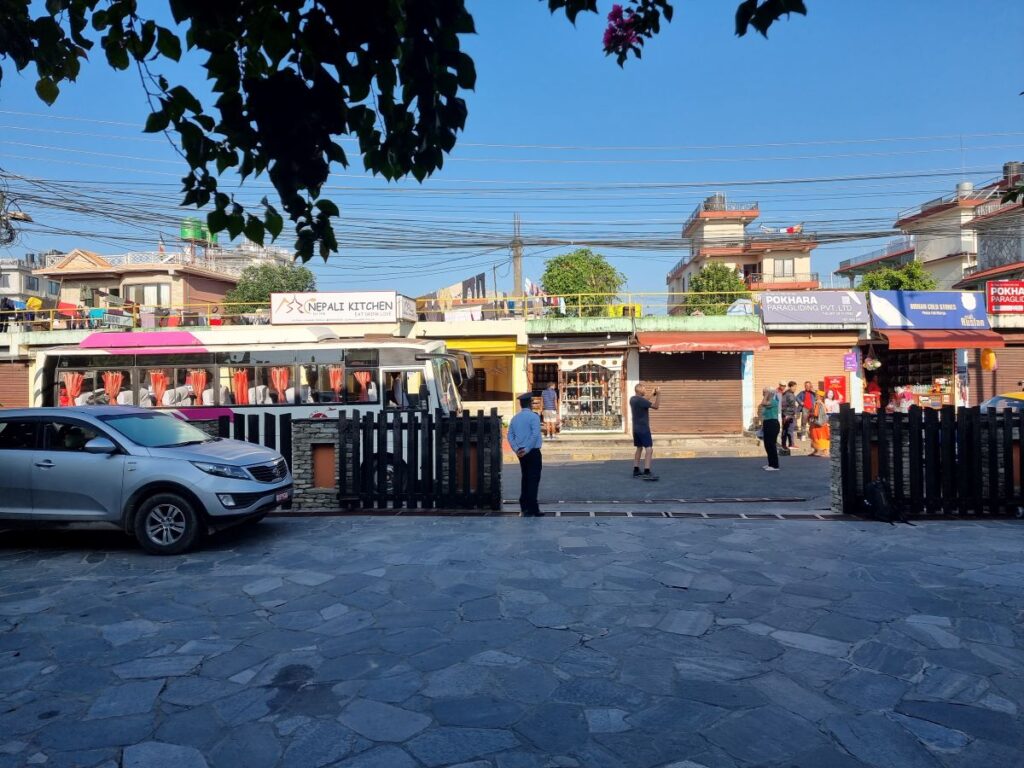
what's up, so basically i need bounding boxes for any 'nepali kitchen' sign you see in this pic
[759,291,868,325]
[271,291,417,325]
[869,291,989,330]
[986,280,1024,314]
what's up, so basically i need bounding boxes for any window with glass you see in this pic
[384,370,425,410]
[0,274,10,287]
[124,283,171,306]
[0,419,37,450]
[774,258,795,278]
[42,421,101,452]
[25,276,40,292]
[560,362,622,431]
[48,281,60,295]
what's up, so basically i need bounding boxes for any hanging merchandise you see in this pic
[862,345,882,371]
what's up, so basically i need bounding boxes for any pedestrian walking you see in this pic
[0,296,11,333]
[541,382,559,440]
[809,389,831,457]
[798,381,817,441]
[759,386,781,471]
[780,381,799,454]
[630,383,660,480]
[507,392,544,517]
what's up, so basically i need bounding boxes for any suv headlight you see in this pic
[191,461,250,480]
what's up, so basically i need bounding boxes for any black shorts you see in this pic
[633,430,653,448]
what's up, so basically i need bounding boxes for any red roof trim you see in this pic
[636,331,769,353]
[877,329,1004,350]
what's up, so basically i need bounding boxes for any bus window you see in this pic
[217,365,299,405]
[57,368,136,406]
[305,364,345,403]
[385,371,425,410]
[348,370,379,404]
[58,370,97,406]
[431,360,462,415]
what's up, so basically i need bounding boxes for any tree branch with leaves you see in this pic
[0,1,808,261]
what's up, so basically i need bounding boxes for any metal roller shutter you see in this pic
[638,352,742,434]
[970,345,1024,405]
[754,348,850,399]
[0,361,30,407]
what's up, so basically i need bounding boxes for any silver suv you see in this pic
[0,407,292,554]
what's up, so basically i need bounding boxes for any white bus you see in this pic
[33,327,471,420]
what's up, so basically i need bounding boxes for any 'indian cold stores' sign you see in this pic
[869,291,990,330]
[759,291,867,325]
[986,280,1024,314]
[270,291,417,325]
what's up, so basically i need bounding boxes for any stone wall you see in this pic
[291,418,342,511]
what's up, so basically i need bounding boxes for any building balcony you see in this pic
[836,236,915,275]
[744,273,820,291]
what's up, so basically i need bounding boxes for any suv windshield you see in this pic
[980,396,1024,411]
[98,412,214,448]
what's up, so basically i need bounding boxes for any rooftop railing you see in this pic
[897,178,1001,221]
[837,236,915,271]
[744,273,819,288]
[681,195,759,234]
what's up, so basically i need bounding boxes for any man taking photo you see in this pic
[630,383,660,481]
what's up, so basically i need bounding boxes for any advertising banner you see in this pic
[270,291,412,325]
[760,291,868,325]
[868,291,990,330]
[824,374,848,404]
[986,280,1024,314]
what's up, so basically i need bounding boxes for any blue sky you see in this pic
[1,0,1022,299]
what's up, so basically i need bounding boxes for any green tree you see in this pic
[0,1,806,261]
[541,248,625,316]
[858,261,937,292]
[225,262,316,313]
[684,263,750,315]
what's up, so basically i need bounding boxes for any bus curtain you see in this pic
[148,371,168,405]
[328,366,344,399]
[353,370,371,402]
[102,371,123,402]
[232,369,250,405]
[62,371,84,402]
[189,370,208,400]
[270,367,290,403]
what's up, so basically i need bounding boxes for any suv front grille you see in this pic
[248,458,288,483]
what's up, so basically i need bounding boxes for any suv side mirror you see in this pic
[84,437,117,454]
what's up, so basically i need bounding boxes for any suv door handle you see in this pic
[34,460,55,469]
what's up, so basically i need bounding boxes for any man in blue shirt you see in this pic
[507,392,545,517]
[541,382,559,440]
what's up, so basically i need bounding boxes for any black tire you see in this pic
[362,457,406,495]
[133,492,202,555]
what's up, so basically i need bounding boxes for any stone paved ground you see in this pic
[505,457,833,514]
[1,517,1023,768]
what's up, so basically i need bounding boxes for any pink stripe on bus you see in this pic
[80,331,205,349]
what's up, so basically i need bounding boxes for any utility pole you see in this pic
[511,213,523,315]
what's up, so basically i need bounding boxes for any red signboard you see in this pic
[987,280,1024,313]
[824,375,848,404]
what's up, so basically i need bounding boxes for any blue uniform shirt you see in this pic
[507,408,543,453]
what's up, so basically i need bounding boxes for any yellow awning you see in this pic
[446,337,521,355]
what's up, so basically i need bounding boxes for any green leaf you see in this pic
[143,111,170,133]
[34,77,59,105]
[315,199,340,217]
[156,27,182,61]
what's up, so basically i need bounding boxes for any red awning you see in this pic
[878,330,1005,350]
[636,331,769,353]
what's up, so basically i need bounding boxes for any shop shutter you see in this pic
[970,345,1024,405]
[754,347,851,401]
[0,361,30,407]
[638,352,741,434]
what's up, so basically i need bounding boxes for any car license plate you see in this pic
[276,491,290,502]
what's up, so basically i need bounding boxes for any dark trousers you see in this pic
[763,418,780,468]
[518,448,542,515]
[781,416,794,449]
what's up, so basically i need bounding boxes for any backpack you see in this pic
[863,479,909,524]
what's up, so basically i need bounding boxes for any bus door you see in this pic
[381,368,428,411]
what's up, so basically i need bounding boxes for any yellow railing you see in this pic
[416,292,758,319]
[0,301,273,333]
[0,292,761,333]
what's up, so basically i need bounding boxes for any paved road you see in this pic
[1,516,1023,767]
[505,455,833,514]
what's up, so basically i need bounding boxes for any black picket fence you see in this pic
[336,409,503,511]
[216,412,293,470]
[838,404,1024,517]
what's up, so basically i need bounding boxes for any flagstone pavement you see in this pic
[1,516,1023,768]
